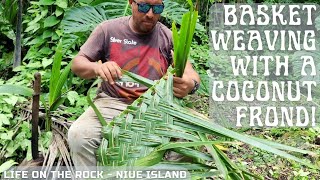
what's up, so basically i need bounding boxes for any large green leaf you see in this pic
[1,0,18,26]
[39,0,55,5]
[51,61,72,109]
[0,160,17,173]
[0,84,33,97]
[44,16,60,28]
[79,0,93,4]
[61,5,108,33]
[49,97,66,112]
[173,3,198,77]
[49,40,63,106]
[55,0,68,9]
[61,0,131,34]
[162,0,204,32]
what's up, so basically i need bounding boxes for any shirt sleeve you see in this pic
[159,24,173,65]
[79,24,105,62]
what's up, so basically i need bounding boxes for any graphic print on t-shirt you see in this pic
[105,39,168,101]
[110,36,138,45]
[79,17,172,101]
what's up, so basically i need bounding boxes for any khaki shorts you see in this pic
[68,93,128,169]
[68,93,186,170]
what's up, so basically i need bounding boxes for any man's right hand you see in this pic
[71,53,123,84]
[94,61,122,85]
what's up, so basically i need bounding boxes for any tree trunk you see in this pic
[13,0,22,68]
[32,72,41,160]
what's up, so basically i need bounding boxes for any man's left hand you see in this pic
[173,75,194,98]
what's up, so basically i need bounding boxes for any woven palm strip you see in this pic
[96,73,215,168]
[95,72,313,179]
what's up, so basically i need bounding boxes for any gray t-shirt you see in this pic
[80,16,173,102]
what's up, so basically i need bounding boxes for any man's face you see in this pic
[129,0,163,34]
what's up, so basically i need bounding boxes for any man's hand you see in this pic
[94,61,122,85]
[171,60,200,98]
[173,75,194,98]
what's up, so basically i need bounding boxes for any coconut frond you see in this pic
[91,69,318,179]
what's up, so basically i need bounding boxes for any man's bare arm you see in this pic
[71,53,122,84]
[71,54,98,79]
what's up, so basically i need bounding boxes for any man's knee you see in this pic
[68,123,87,152]
[68,118,102,151]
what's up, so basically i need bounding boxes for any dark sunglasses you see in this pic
[132,0,164,14]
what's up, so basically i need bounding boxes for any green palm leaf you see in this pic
[162,0,204,32]
[61,5,108,33]
[173,1,198,77]
[46,40,73,131]
[61,0,131,34]
[50,61,72,111]
[61,0,204,34]
[49,40,62,106]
